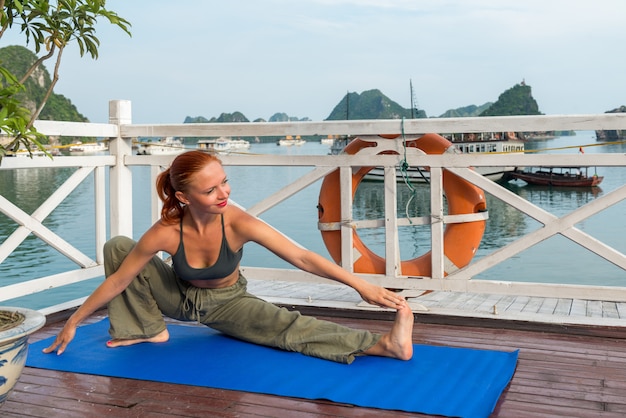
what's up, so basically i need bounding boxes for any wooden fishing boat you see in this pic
[507,166,604,187]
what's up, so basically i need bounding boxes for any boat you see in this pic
[320,135,335,145]
[330,132,525,182]
[227,138,252,150]
[440,131,525,180]
[7,146,47,157]
[136,137,186,155]
[197,137,251,154]
[68,141,108,154]
[506,166,604,187]
[329,135,352,155]
[278,135,306,146]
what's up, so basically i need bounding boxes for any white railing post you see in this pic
[339,165,355,272]
[108,100,133,238]
[94,165,106,263]
[430,167,445,280]
[384,166,400,276]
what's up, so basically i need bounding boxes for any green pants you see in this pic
[103,236,381,363]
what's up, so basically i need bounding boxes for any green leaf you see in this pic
[0,0,132,161]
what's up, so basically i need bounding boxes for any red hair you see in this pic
[156,150,222,223]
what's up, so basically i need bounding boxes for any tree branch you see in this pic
[28,45,64,127]
[19,45,56,85]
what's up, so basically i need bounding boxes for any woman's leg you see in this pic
[104,236,188,341]
[197,275,382,364]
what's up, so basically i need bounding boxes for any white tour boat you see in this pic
[278,135,306,146]
[197,137,251,154]
[330,132,525,182]
[136,137,186,155]
[68,141,108,154]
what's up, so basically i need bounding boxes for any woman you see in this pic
[44,150,414,364]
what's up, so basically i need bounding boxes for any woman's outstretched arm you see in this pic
[234,209,406,309]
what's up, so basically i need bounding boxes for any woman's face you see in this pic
[176,161,231,212]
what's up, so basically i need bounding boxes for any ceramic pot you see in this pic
[0,307,46,406]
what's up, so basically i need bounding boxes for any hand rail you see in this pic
[1,100,625,313]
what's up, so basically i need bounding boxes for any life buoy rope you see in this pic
[317,133,487,277]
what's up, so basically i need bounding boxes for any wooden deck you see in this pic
[4,280,626,417]
[247,279,626,331]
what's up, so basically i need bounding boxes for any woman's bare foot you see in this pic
[106,328,170,348]
[364,303,414,360]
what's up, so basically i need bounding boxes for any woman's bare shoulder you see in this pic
[226,204,258,228]
[145,218,178,234]
[138,219,180,254]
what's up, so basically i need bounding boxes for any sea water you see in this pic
[1,131,625,309]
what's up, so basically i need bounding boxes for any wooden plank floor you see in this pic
[4,304,626,417]
[246,279,626,328]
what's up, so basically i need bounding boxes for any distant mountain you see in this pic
[0,45,88,144]
[605,105,626,113]
[324,84,540,121]
[184,112,311,125]
[184,84,545,141]
[268,112,311,122]
[480,82,541,116]
[184,116,210,124]
[185,112,249,123]
[439,103,492,118]
[325,89,427,120]
[184,112,314,143]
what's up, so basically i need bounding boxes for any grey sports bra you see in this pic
[171,214,243,281]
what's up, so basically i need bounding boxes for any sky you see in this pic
[4,0,626,124]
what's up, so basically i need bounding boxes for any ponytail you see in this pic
[156,168,183,223]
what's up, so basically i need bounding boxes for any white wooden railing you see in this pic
[1,100,626,314]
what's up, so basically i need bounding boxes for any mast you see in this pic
[410,79,418,119]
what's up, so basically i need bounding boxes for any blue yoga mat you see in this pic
[27,318,517,417]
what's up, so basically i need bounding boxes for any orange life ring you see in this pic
[317,133,487,277]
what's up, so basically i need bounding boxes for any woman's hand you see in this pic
[356,280,407,309]
[42,321,77,355]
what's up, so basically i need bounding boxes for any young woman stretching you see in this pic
[44,150,414,364]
